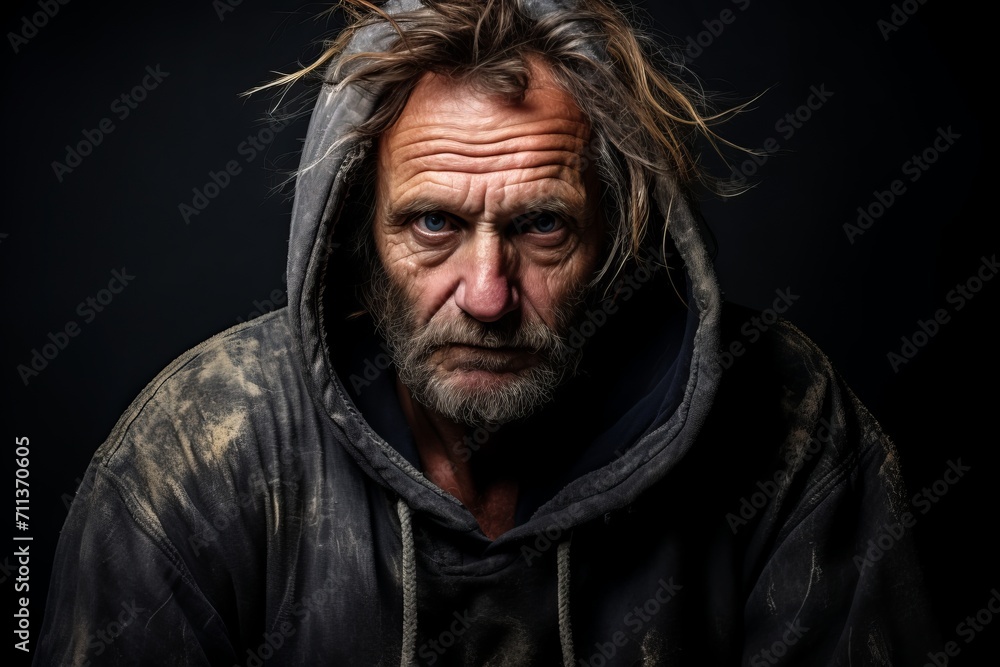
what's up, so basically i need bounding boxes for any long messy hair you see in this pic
[255,0,737,282]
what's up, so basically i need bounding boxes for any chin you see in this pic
[442,367,529,392]
[419,368,554,427]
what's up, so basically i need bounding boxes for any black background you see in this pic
[3,0,996,664]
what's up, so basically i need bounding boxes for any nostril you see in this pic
[456,275,517,323]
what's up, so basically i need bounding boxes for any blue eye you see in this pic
[419,213,449,232]
[532,213,558,233]
[515,212,562,234]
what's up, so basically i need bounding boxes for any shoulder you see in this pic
[37,316,306,660]
[715,301,871,434]
[711,301,902,524]
[709,306,937,665]
[717,300,837,392]
[91,310,307,506]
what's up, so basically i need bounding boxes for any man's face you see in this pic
[367,63,604,426]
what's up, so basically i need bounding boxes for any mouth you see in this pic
[448,342,530,352]
[434,343,540,373]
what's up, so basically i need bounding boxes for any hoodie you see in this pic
[35,1,936,665]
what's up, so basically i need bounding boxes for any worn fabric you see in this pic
[35,1,936,665]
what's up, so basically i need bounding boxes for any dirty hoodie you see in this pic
[35,0,936,665]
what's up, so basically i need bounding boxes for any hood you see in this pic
[286,0,723,545]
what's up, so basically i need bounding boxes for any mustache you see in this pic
[408,313,563,358]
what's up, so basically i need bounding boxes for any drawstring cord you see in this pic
[397,498,576,667]
[397,498,417,667]
[557,537,576,667]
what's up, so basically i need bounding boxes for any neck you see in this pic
[395,378,517,540]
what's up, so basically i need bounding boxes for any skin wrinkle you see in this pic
[386,161,590,223]
[388,168,587,223]
[392,129,587,161]
[376,68,601,343]
[366,62,605,537]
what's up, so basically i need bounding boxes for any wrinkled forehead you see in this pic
[372,64,597,226]
[379,61,591,157]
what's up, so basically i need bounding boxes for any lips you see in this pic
[435,343,539,372]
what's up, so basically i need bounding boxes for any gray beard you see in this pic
[360,256,588,428]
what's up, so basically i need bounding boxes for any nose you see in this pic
[453,231,519,322]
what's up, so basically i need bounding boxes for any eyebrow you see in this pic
[383,194,588,226]
[513,196,583,222]
[383,196,442,225]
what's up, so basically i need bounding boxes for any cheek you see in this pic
[379,236,457,322]
[520,246,601,325]
[514,213,605,317]
[411,275,456,324]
